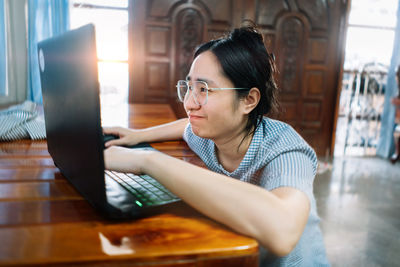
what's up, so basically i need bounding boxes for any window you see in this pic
[70,0,129,106]
[344,0,398,70]
[334,0,399,156]
[0,0,7,96]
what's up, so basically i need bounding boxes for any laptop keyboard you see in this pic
[105,170,179,207]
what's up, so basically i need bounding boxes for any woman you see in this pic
[104,25,330,266]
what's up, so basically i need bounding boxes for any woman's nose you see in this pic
[184,90,201,111]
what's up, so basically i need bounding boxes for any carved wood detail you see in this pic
[175,9,204,81]
[297,0,329,30]
[256,0,288,26]
[277,16,305,94]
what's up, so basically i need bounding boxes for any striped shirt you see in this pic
[0,101,46,141]
[183,117,330,267]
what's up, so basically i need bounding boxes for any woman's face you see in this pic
[184,51,247,140]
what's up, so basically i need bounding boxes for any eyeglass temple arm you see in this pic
[208,87,249,90]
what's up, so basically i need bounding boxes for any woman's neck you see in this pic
[213,127,254,173]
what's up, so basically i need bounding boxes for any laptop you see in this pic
[37,24,181,219]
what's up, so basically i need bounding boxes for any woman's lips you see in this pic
[189,114,204,121]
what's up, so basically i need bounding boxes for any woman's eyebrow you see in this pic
[197,78,212,83]
[186,75,213,84]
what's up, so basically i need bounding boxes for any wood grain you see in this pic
[0,104,258,266]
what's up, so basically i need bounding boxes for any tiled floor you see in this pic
[314,157,400,267]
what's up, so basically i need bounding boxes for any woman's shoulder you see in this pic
[261,117,303,143]
[259,117,316,159]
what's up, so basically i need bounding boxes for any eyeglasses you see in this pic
[176,80,249,105]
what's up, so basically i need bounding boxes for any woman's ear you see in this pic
[242,87,260,114]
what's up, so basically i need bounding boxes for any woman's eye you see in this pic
[200,87,207,92]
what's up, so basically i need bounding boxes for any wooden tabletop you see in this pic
[0,103,258,266]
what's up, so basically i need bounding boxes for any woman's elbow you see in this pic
[259,232,300,257]
[270,241,297,257]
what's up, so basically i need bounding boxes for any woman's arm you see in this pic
[104,147,310,256]
[103,118,188,147]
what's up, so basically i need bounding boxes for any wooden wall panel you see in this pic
[145,63,170,102]
[146,26,170,56]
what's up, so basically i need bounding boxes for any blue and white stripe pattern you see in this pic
[0,101,46,141]
[183,117,330,267]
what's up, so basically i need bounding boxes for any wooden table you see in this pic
[0,104,258,266]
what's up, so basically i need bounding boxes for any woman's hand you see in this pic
[103,146,152,174]
[103,126,145,148]
[103,119,188,148]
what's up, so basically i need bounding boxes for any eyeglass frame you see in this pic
[176,80,249,105]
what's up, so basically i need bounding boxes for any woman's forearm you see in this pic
[137,118,188,143]
[142,151,309,256]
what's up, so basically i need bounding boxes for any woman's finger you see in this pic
[103,127,123,136]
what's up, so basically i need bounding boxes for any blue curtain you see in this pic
[377,1,400,158]
[27,0,69,103]
[0,0,6,96]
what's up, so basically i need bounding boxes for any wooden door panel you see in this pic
[303,70,326,97]
[146,26,170,57]
[145,62,170,102]
[308,38,328,64]
[253,0,347,155]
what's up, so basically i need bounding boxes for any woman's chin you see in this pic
[190,125,209,139]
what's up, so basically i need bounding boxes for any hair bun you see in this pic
[229,20,264,45]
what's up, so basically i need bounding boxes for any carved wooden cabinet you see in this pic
[129,0,350,155]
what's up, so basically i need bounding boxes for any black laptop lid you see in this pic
[38,24,107,207]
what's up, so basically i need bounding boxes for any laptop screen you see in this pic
[38,24,107,208]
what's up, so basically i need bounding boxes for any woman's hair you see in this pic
[193,21,279,138]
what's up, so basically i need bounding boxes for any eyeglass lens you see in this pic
[177,81,208,105]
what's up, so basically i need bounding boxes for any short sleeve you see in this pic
[261,150,316,202]
[182,123,190,142]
